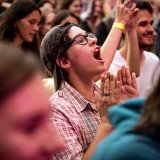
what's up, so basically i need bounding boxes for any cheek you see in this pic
[41,25,48,34]
[136,30,142,39]
[8,133,35,154]
[0,132,35,160]
[69,52,91,67]
[18,22,28,32]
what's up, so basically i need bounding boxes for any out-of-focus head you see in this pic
[39,7,56,37]
[0,0,41,44]
[50,0,56,8]
[93,0,103,17]
[59,0,82,17]
[134,0,154,48]
[38,0,54,9]
[51,9,80,27]
[0,42,62,160]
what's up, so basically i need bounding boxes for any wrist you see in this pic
[113,22,125,31]
[100,116,110,123]
[99,121,113,131]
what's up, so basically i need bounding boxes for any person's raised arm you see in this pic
[126,3,140,77]
[94,0,137,81]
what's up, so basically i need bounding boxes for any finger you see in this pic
[100,75,105,96]
[123,0,132,7]
[125,66,131,85]
[115,81,121,103]
[104,72,110,95]
[121,65,127,85]
[117,0,121,7]
[131,2,136,10]
[117,69,122,85]
[131,72,138,89]
[94,90,100,107]
[109,74,115,101]
[132,8,139,16]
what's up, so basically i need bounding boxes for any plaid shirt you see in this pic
[50,81,100,160]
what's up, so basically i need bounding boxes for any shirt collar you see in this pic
[60,81,99,113]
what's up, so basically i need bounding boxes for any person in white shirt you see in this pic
[109,0,159,97]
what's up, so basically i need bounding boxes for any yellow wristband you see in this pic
[113,23,125,31]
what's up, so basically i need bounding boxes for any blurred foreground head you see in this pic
[0,42,62,160]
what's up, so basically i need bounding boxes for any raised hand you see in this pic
[126,2,139,30]
[117,65,139,102]
[95,72,121,122]
[115,0,138,26]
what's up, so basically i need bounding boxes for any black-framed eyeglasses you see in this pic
[67,33,97,49]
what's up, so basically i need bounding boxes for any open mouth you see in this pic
[93,47,103,60]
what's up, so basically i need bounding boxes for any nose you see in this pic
[34,24,39,32]
[147,24,154,33]
[88,37,97,46]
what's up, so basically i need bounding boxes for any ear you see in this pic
[56,58,71,69]
[14,20,18,28]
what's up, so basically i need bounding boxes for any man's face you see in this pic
[136,9,154,49]
[0,74,61,160]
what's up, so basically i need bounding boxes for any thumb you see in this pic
[94,90,99,103]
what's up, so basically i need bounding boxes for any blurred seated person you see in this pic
[37,7,56,52]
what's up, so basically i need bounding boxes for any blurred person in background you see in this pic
[102,0,117,17]
[51,9,80,27]
[38,0,55,9]
[81,0,104,33]
[0,42,62,160]
[58,0,82,18]
[37,7,56,52]
[0,0,40,56]
[108,0,159,97]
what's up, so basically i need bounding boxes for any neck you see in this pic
[68,74,95,101]
[139,48,144,59]
[13,35,23,48]
[119,43,145,66]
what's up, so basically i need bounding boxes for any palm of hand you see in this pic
[120,84,139,102]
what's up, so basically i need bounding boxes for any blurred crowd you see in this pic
[0,0,160,160]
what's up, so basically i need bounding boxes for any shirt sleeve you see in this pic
[50,105,83,160]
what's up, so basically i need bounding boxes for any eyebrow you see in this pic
[74,31,88,37]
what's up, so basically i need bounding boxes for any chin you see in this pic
[25,37,34,43]
[140,42,153,49]
[97,68,106,75]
